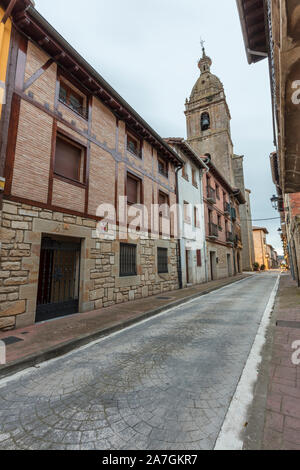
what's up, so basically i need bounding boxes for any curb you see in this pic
[0,275,252,380]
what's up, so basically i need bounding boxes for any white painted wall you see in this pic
[177,158,207,287]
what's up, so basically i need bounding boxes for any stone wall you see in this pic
[0,199,179,331]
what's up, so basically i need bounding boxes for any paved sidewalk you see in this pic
[245,273,300,450]
[0,274,250,378]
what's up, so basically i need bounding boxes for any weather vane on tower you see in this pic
[200,37,205,53]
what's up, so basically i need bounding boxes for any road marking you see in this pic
[0,274,255,388]
[214,274,280,451]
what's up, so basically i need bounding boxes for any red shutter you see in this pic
[127,175,138,204]
[197,249,202,267]
[55,137,82,181]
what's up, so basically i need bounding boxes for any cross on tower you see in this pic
[200,37,205,52]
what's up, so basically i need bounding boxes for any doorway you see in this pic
[227,254,232,277]
[186,250,190,284]
[36,235,81,323]
[210,251,217,281]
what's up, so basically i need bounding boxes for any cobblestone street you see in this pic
[0,273,279,450]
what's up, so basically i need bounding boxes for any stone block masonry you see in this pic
[0,199,179,331]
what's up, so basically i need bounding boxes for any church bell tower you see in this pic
[185,45,234,185]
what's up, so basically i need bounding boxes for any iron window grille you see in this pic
[157,248,168,274]
[120,243,137,277]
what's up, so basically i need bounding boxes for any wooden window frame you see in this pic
[54,131,87,187]
[158,155,169,178]
[196,249,202,267]
[126,128,142,159]
[194,206,200,228]
[192,168,198,188]
[126,172,143,205]
[182,163,189,181]
[58,77,88,120]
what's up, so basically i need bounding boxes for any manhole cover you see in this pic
[1,337,24,345]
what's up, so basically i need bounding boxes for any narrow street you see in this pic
[0,273,279,450]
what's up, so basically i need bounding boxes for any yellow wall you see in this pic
[0,6,12,119]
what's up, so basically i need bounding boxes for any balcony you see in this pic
[231,207,237,221]
[226,231,234,244]
[207,186,216,204]
[224,202,230,214]
[209,223,218,239]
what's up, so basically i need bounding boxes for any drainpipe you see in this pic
[199,158,210,283]
[175,165,183,289]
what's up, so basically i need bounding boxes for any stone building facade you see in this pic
[232,155,255,271]
[253,227,269,270]
[0,1,182,330]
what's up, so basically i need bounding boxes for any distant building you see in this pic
[253,227,269,269]
[232,155,255,271]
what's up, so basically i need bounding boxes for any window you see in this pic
[192,169,198,187]
[120,243,137,277]
[201,112,210,131]
[127,174,141,205]
[59,81,87,119]
[157,247,168,274]
[54,134,84,183]
[158,157,168,178]
[127,132,141,158]
[218,215,222,231]
[159,191,169,234]
[182,164,188,180]
[216,185,220,199]
[184,201,190,224]
[196,249,202,267]
[194,206,200,227]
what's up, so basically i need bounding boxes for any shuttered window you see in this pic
[54,136,83,182]
[158,248,168,274]
[197,249,202,267]
[120,243,137,277]
[127,174,140,205]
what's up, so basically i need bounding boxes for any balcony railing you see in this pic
[59,96,88,120]
[226,231,234,244]
[209,223,218,238]
[207,186,216,203]
[224,202,230,214]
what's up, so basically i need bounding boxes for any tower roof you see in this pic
[189,46,223,101]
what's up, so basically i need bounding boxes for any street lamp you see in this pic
[271,194,279,210]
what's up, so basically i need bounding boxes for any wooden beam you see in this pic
[1,0,17,24]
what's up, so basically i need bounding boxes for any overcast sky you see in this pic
[35,0,283,255]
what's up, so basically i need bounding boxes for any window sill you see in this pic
[127,148,143,160]
[54,173,87,189]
